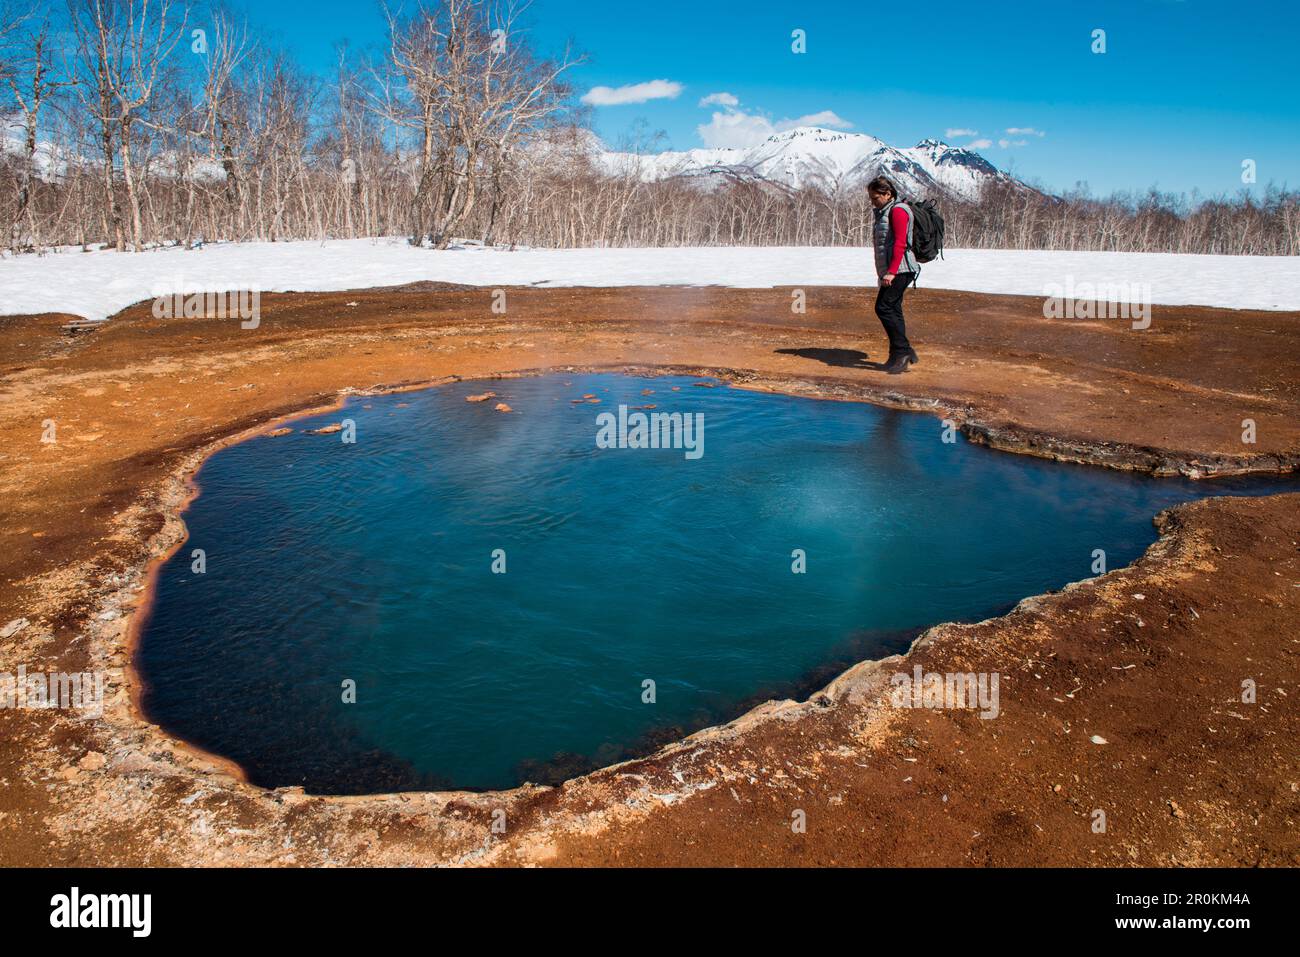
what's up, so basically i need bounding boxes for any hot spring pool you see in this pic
[135,373,1296,792]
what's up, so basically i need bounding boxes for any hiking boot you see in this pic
[883,349,918,374]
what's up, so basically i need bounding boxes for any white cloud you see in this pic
[697,105,853,148]
[581,79,684,106]
[1005,127,1046,137]
[697,110,777,148]
[998,138,1028,148]
[968,138,993,149]
[778,110,853,131]
[698,91,739,108]
[946,127,979,138]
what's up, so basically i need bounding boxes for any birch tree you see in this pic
[383,0,581,247]
[68,0,187,251]
[3,5,74,248]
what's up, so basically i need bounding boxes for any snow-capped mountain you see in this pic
[595,127,1024,200]
[2,116,72,181]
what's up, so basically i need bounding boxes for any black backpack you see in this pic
[905,198,945,263]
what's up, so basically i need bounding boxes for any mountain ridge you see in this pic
[592,126,1027,200]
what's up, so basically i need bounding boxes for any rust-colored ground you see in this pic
[0,283,1297,866]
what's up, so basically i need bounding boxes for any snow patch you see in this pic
[2,238,1297,323]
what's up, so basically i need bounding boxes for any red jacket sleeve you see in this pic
[887,206,909,274]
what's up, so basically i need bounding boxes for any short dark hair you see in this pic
[867,176,897,197]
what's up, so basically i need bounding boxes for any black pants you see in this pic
[874,271,915,355]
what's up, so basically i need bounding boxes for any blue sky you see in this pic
[245,0,1299,196]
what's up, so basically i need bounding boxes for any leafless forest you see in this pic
[2,0,1296,256]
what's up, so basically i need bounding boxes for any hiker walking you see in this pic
[868,176,920,373]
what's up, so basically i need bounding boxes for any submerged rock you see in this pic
[466,392,496,403]
[307,423,343,434]
[266,427,293,437]
[494,403,513,413]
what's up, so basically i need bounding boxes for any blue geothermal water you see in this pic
[135,374,1298,792]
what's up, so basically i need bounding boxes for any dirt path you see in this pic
[0,284,1297,866]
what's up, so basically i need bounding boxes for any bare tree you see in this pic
[382,0,581,247]
[3,4,74,249]
[191,3,251,238]
[67,0,187,251]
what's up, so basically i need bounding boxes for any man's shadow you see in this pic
[775,347,889,370]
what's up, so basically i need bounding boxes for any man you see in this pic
[868,176,920,373]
